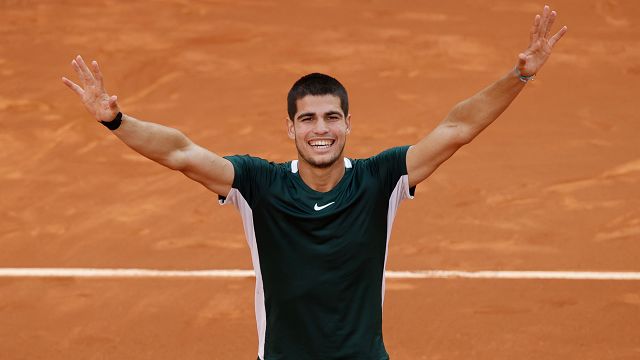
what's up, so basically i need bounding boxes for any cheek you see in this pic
[295,125,312,140]
[331,124,348,137]
[292,129,307,143]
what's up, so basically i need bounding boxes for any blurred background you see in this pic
[1,0,638,358]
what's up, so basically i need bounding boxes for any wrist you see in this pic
[514,67,535,83]
[100,112,123,130]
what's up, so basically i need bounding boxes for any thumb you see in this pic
[517,53,527,69]
[109,95,119,109]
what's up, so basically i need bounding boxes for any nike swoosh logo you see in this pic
[314,202,335,211]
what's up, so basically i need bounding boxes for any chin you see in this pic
[295,138,346,169]
[297,147,344,169]
[305,155,340,168]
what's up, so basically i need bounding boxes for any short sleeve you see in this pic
[364,145,416,199]
[218,154,275,207]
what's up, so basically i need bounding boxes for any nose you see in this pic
[313,118,329,134]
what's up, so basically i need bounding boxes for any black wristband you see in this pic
[100,112,123,130]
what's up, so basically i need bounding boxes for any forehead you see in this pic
[295,95,343,117]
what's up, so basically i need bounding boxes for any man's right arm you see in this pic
[113,114,234,196]
[62,55,234,196]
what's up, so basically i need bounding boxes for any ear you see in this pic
[345,113,352,135]
[286,117,295,140]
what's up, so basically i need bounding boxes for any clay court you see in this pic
[1,0,639,359]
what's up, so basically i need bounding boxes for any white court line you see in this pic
[1,268,640,280]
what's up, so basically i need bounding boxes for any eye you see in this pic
[328,115,341,121]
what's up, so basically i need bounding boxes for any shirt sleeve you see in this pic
[218,154,275,208]
[365,145,416,201]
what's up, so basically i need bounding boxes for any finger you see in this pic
[71,59,86,85]
[545,10,557,38]
[538,5,550,40]
[91,60,104,89]
[75,55,96,83]
[549,26,568,48]
[62,76,85,97]
[530,14,541,44]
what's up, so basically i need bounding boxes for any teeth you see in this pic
[309,139,333,146]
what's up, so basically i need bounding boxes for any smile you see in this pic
[308,139,335,149]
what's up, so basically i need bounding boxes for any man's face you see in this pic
[287,94,351,169]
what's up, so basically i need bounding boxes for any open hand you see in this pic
[517,5,568,77]
[62,55,120,122]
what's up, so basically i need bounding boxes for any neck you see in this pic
[297,157,345,192]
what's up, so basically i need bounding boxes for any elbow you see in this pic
[445,104,477,145]
[163,146,190,171]
[163,158,185,171]
[435,122,474,148]
[441,121,475,146]
[163,130,193,171]
[457,127,475,145]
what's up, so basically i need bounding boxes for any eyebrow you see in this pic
[296,112,315,120]
[296,111,344,120]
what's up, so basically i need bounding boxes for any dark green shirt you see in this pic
[220,146,415,360]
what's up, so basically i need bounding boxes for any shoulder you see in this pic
[354,146,411,170]
[224,154,290,171]
[224,154,291,187]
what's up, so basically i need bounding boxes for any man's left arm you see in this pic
[407,5,568,187]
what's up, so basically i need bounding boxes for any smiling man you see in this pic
[62,6,566,360]
[218,74,414,358]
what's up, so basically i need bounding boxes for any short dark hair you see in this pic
[287,73,349,120]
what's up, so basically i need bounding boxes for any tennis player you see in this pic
[62,6,566,359]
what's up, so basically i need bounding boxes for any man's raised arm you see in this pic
[406,5,568,187]
[62,55,234,196]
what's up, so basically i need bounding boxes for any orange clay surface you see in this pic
[1,0,639,359]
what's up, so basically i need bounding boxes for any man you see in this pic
[62,6,566,360]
